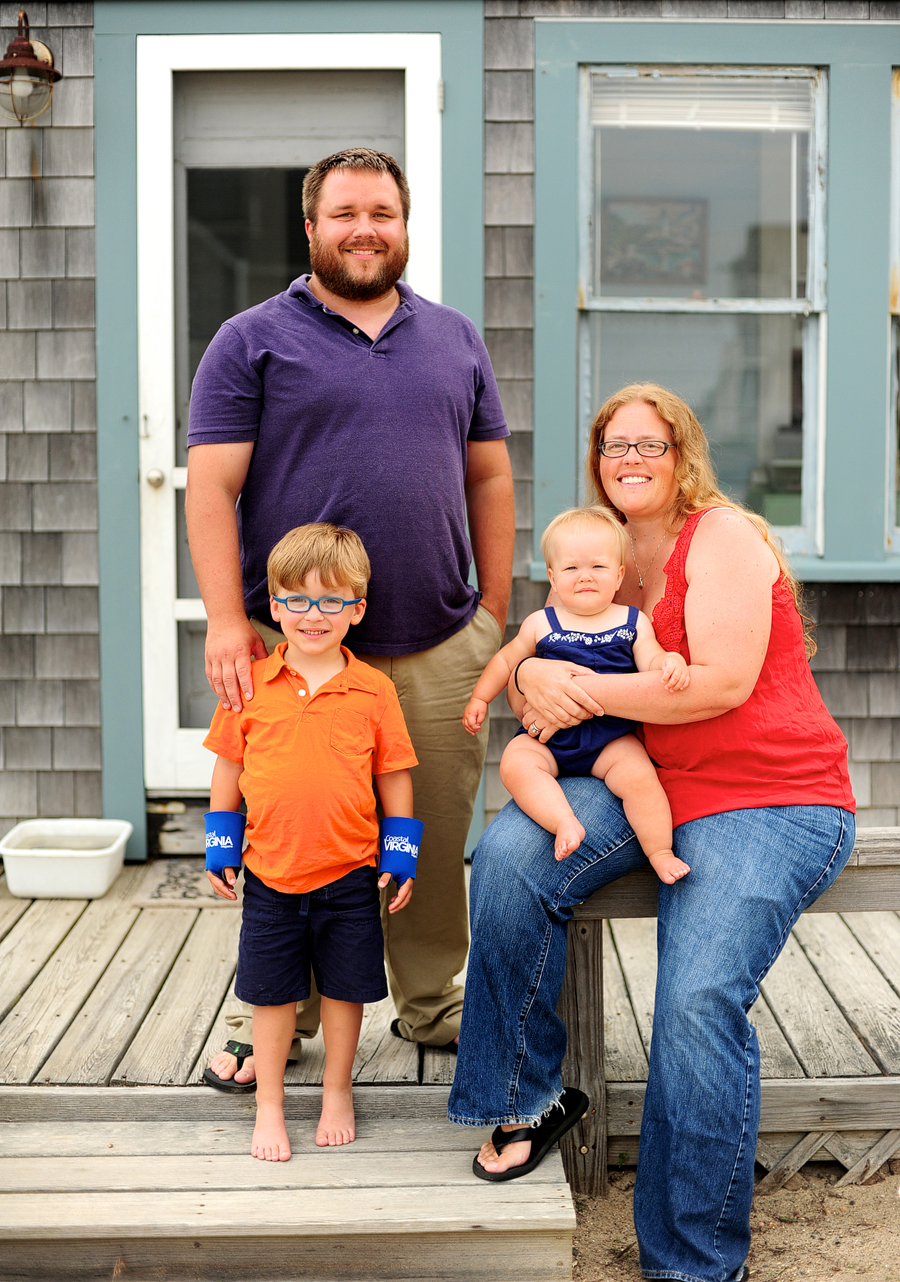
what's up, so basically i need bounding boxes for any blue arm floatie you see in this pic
[378,817,423,883]
[205,810,246,875]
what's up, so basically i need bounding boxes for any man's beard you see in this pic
[308,229,409,302]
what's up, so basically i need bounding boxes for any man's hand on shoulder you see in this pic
[205,617,268,712]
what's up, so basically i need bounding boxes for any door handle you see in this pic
[146,469,165,488]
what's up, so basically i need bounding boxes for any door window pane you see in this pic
[178,621,219,729]
[590,312,806,525]
[176,167,309,466]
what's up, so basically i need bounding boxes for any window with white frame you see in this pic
[581,67,825,548]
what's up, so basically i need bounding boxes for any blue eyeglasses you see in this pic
[272,593,363,615]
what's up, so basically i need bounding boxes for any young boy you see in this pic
[205,523,417,1162]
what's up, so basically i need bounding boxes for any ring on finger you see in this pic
[529,721,540,736]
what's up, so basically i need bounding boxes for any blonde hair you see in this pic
[540,505,628,569]
[267,523,370,598]
[586,382,815,656]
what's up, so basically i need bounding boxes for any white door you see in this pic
[136,34,442,792]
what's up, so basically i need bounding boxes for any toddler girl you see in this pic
[463,506,691,883]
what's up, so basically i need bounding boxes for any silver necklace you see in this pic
[629,531,668,589]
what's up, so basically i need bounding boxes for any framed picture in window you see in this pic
[600,198,707,287]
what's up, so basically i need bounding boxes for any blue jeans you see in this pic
[448,778,855,1282]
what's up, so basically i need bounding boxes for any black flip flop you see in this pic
[390,1017,458,1055]
[472,1087,589,1182]
[202,1040,256,1093]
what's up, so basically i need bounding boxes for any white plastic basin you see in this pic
[0,819,133,899]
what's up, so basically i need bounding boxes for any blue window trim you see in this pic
[94,1,484,858]
[533,21,899,584]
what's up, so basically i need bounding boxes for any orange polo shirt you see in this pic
[204,644,417,894]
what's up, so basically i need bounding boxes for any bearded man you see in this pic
[185,148,514,1089]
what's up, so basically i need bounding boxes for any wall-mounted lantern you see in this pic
[0,10,61,125]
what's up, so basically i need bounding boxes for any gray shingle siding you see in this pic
[0,3,98,827]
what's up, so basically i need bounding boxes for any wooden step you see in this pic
[0,1087,576,1282]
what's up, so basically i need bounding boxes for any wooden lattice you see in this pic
[755,1128,900,1192]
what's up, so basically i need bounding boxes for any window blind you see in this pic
[591,74,815,132]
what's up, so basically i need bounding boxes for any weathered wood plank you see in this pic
[421,1042,457,1086]
[283,1028,327,1086]
[573,832,900,921]
[0,1229,575,1282]
[749,991,806,1079]
[813,867,900,912]
[608,918,656,1056]
[0,879,31,944]
[792,914,900,1073]
[823,1130,888,1170]
[560,916,605,1195]
[754,1131,835,1195]
[608,1078,900,1134]
[0,1084,454,1123]
[41,909,199,1085]
[3,1145,564,1193]
[602,920,648,1082]
[760,935,880,1078]
[597,926,804,1081]
[0,868,144,1084]
[574,868,658,921]
[0,1117,489,1159]
[353,997,419,1084]
[852,828,900,864]
[188,981,239,1085]
[834,1128,900,1186]
[755,1132,808,1172]
[112,910,241,1086]
[0,898,87,1021]
[0,1184,576,1239]
[842,910,900,992]
[607,1132,887,1172]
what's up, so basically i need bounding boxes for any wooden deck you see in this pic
[602,911,900,1184]
[0,862,571,1281]
[2,854,900,1276]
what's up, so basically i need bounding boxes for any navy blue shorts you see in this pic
[234,864,388,1007]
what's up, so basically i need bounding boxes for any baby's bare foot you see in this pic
[209,1048,256,1085]
[251,1101,291,1162]
[647,850,691,884]
[476,1130,532,1176]
[316,1084,355,1147]
[555,816,586,861]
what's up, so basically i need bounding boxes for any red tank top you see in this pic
[644,510,855,827]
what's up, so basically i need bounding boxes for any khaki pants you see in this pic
[224,605,501,1050]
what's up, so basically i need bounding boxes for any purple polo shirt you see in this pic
[188,277,508,655]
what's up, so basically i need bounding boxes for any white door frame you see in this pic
[136,32,443,792]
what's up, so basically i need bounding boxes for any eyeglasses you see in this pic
[598,440,676,458]
[272,593,362,614]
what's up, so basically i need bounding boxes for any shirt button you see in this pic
[298,689,306,697]
[352,327,359,334]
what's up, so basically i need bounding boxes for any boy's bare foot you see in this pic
[647,850,691,884]
[208,1047,256,1085]
[476,1128,531,1175]
[554,816,586,861]
[316,1084,356,1147]
[251,1101,291,1162]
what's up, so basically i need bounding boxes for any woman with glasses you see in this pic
[449,383,855,1282]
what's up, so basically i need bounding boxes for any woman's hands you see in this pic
[512,658,604,743]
